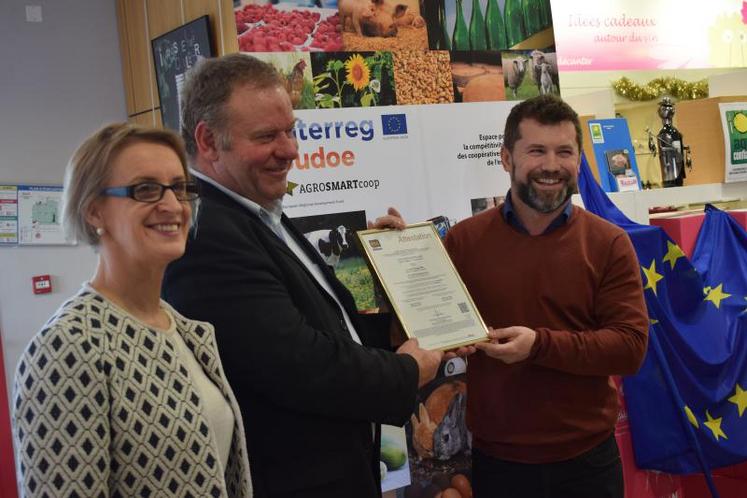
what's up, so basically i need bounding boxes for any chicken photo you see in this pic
[283,59,308,108]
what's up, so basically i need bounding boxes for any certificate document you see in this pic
[357,222,488,351]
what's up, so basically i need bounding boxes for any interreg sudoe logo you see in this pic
[381,114,408,136]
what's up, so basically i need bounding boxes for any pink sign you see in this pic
[552,0,747,71]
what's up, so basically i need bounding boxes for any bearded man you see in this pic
[444,95,648,498]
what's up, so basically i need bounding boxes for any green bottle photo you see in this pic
[452,0,470,50]
[485,0,507,50]
[468,0,487,50]
[439,0,451,50]
[539,0,552,29]
[504,0,526,47]
[522,0,542,37]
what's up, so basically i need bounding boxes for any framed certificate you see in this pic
[356,222,488,351]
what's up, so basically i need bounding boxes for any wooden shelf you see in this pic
[579,181,747,224]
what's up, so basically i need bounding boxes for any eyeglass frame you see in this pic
[100,180,200,203]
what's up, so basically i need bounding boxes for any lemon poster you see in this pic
[720,103,747,183]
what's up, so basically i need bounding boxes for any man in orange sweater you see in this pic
[444,95,648,498]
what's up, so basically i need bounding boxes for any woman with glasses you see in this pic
[12,123,252,498]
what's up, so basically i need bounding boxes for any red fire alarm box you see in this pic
[32,274,52,294]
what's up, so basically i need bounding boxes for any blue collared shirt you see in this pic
[502,189,573,235]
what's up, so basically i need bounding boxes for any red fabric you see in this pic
[0,332,18,498]
[726,210,747,231]
[681,474,747,498]
[444,206,648,464]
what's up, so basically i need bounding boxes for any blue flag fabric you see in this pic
[578,155,747,474]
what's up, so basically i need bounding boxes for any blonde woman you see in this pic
[12,123,252,497]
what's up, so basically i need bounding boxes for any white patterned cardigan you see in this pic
[12,288,253,498]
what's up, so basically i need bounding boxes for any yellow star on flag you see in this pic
[642,260,664,295]
[704,410,728,441]
[650,318,659,325]
[729,384,747,417]
[704,283,732,309]
[662,241,686,270]
[684,405,699,428]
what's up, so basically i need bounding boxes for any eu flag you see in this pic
[381,114,408,136]
[578,155,747,475]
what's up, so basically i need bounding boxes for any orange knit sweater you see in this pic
[444,205,648,463]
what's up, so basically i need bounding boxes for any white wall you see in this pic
[0,0,127,399]
[708,69,747,97]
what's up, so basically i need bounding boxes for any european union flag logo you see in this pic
[578,154,747,484]
[381,114,408,136]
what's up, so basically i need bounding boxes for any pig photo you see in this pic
[340,0,428,50]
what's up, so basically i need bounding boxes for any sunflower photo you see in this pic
[309,51,397,108]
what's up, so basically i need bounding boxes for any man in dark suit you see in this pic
[163,53,443,498]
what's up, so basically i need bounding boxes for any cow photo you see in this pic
[290,209,382,311]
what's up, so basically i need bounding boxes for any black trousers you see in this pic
[472,435,624,498]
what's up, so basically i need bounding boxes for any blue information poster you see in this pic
[588,118,641,193]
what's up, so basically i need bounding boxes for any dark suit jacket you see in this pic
[163,180,419,498]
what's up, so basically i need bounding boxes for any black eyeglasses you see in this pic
[101,181,200,203]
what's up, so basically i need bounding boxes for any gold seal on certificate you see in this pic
[356,222,488,351]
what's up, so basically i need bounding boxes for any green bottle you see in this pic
[452,0,469,50]
[468,0,487,50]
[521,0,541,37]
[484,0,506,50]
[504,0,526,47]
[539,0,552,29]
[439,0,451,50]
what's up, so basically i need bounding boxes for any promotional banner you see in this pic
[284,103,513,496]
[286,102,514,230]
[231,2,548,495]
[552,0,747,71]
[719,102,747,183]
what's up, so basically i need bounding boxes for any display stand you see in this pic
[650,209,747,258]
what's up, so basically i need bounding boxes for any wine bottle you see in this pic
[485,0,507,50]
[468,0,487,50]
[539,0,552,29]
[521,0,541,37]
[438,0,451,50]
[452,0,469,50]
[424,0,441,49]
[504,0,526,47]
